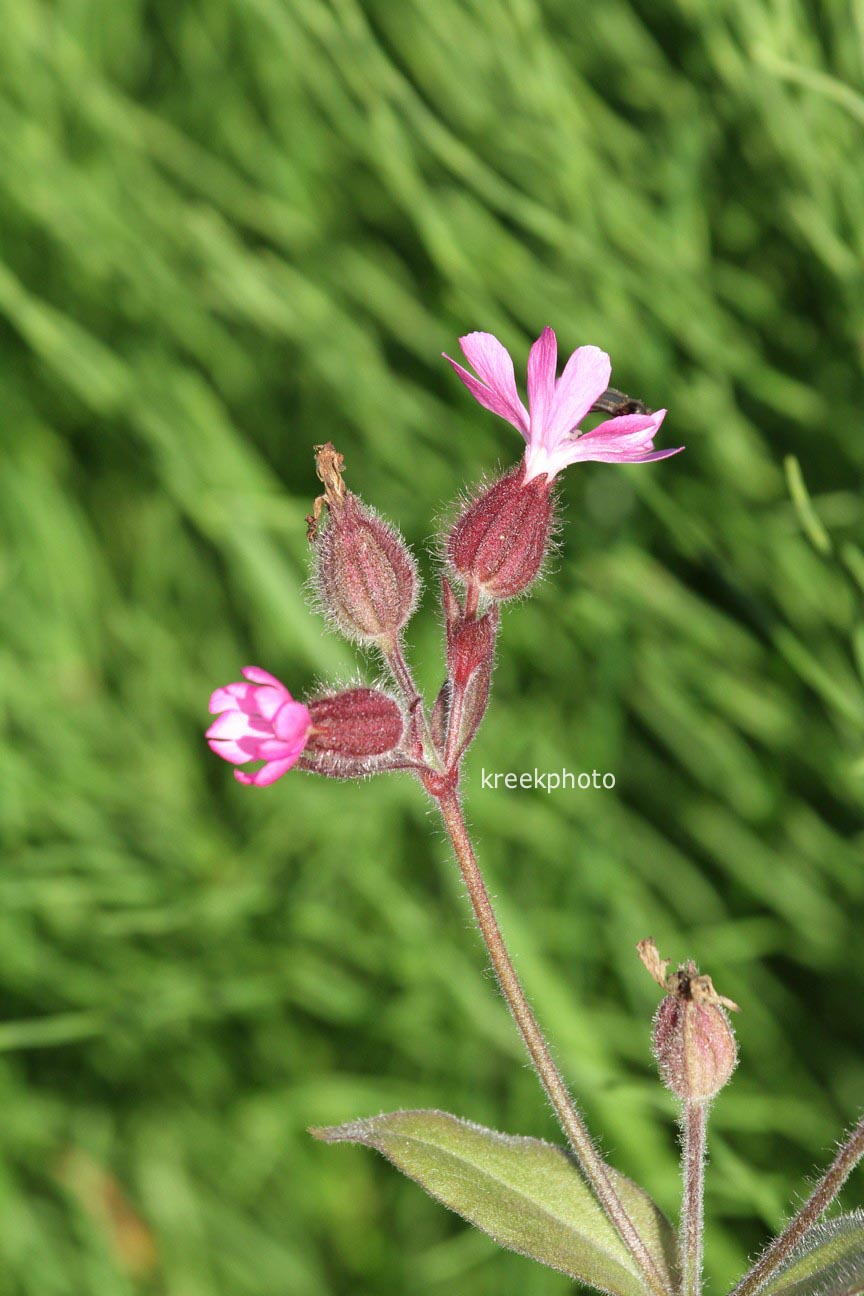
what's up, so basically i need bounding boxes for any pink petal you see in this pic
[568,445,684,464]
[208,738,254,765]
[581,409,667,440]
[252,685,290,721]
[526,327,557,442]
[206,711,271,741]
[544,345,612,443]
[273,700,312,744]
[254,736,305,760]
[234,756,298,787]
[242,666,290,691]
[565,410,664,454]
[558,409,683,466]
[209,682,248,714]
[457,332,530,433]
[444,331,529,437]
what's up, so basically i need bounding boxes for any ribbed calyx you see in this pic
[303,687,405,778]
[638,938,739,1103]
[309,443,418,645]
[446,464,554,602]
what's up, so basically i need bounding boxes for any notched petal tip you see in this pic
[457,329,505,354]
[446,331,529,436]
[543,344,613,443]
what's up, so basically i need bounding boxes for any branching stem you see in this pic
[437,788,670,1296]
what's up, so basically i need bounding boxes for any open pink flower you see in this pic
[207,666,311,787]
[444,327,682,481]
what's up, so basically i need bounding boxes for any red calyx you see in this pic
[446,464,554,602]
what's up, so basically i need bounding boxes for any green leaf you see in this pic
[757,1214,864,1296]
[311,1109,677,1295]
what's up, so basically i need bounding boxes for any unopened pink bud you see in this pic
[446,465,554,602]
[638,939,739,1104]
[207,666,312,788]
[307,688,404,761]
[309,444,419,645]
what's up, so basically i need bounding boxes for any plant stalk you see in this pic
[381,637,442,770]
[437,788,670,1296]
[729,1117,864,1296]
[680,1102,707,1296]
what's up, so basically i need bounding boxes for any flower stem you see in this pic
[728,1117,864,1296]
[437,788,670,1296]
[380,638,442,770]
[680,1102,707,1296]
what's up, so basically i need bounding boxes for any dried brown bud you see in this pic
[310,445,419,645]
[638,938,739,1103]
[446,465,554,602]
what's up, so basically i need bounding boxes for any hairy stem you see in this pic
[680,1102,707,1296]
[729,1117,864,1296]
[380,638,442,770]
[437,789,670,1296]
[381,636,420,705]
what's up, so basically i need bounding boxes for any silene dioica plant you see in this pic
[207,329,864,1296]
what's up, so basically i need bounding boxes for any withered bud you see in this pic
[638,938,739,1104]
[302,687,405,778]
[310,444,419,645]
[446,465,554,602]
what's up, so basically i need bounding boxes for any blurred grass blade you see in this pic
[784,456,832,555]
[312,1109,678,1294]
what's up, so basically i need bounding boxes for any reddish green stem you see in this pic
[437,789,670,1296]
[680,1102,707,1296]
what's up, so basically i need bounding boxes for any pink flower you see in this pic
[207,666,312,787]
[444,327,682,481]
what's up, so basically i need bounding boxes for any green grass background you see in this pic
[2,0,864,1292]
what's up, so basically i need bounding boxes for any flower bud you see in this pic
[307,688,404,758]
[638,939,739,1104]
[442,577,498,689]
[454,658,493,760]
[432,579,499,762]
[309,444,419,645]
[446,464,554,602]
[207,665,312,788]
